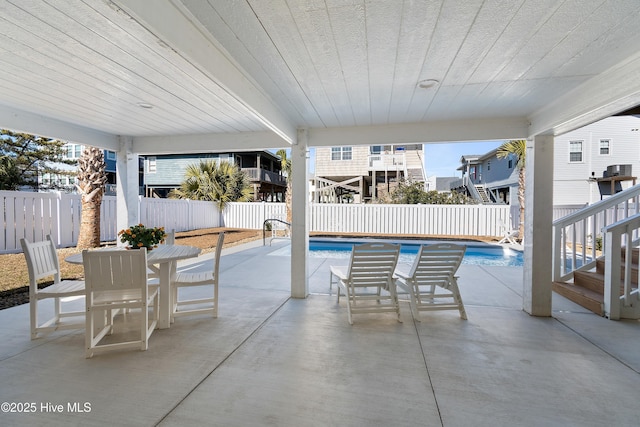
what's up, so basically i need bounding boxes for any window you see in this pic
[599,139,610,155]
[147,156,156,173]
[370,146,382,154]
[331,147,352,161]
[74,144,82,158]
[487,161,491,171]
[569,140,583,162]
[106,150,116,160]
[508,159,513,169]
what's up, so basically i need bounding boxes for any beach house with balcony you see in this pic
[313,144,426,203]
[143,151,287,201]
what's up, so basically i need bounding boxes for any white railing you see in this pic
[368,153,405,171]
[552,184,640,282]
[602,214,640,320]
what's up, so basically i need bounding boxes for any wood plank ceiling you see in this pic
[0,0,639,149]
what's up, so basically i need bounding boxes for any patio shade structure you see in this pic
[1,0,640,316]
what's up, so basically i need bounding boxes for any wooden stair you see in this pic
[552,247,639,315]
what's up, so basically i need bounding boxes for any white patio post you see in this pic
[523,135,554,316]
[115,136,140,244]
[291,128,309,298]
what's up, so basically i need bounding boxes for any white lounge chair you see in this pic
[20,235,85,339]
[330,242,402,325]
[82,248,159,358]
[171,232,224,320]
[395,243,467,321]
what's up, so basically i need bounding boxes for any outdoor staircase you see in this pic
[406,168,424,181]
[552,247,640,315]
[474,185,492,203]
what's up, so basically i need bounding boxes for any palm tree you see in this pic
[276,149,292,224]
[496,139,526,240]
[76,146,107,249]
[169,159,251,210]
[0,155,20,190]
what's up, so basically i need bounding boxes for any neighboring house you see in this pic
[144,151,286,201]
[454,115,640,206]
[424,176,461,193]
[38,143,138,195]
[313,144,426,203]
[453,149,517,204]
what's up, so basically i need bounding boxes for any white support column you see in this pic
[115,136,140,244]
[291,129,309,298]
[523,135,554,316]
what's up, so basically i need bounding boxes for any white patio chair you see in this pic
[20,235,85,340]
[498,219,519,245]
[171,232,224,321]
[330,242,402,325]
[395,243,467,321]
[82,248,159,358]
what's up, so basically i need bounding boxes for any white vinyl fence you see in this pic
[1,191,220,253]
[1,190,588,254]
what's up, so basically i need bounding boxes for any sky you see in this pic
[423,140,505,177]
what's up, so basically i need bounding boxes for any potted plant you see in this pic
[118,224,167,251]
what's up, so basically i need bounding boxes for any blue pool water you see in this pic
[269,239,523,267]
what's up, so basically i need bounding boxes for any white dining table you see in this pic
[65,244,201,329]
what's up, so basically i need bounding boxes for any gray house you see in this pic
[455,115,640,206]
[144,151,286,201]
[453,149,518,205]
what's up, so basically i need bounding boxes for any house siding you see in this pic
[552,115,640,205]
[144,153,233,186]
[315,146,370,177]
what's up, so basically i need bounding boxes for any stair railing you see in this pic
[601,214,640,320]
[552,183,640,282]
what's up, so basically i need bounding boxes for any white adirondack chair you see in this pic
[330,242,402,325]
[171,232,224,320]
[82,248,159,358]
[395,243,467,321]
[20,235,85,339]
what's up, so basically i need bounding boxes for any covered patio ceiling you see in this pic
[1,0,640,152]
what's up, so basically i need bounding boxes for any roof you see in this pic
[1,2,639,152]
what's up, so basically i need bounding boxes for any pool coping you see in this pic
[309,236,524,252]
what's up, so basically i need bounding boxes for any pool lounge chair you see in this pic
[330,242,402,325]
[395,243,467,321]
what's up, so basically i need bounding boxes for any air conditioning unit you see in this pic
[606,164,632,177]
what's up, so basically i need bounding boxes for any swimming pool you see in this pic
[269,238,524,267]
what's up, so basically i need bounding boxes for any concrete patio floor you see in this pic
[1,239,639,426]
